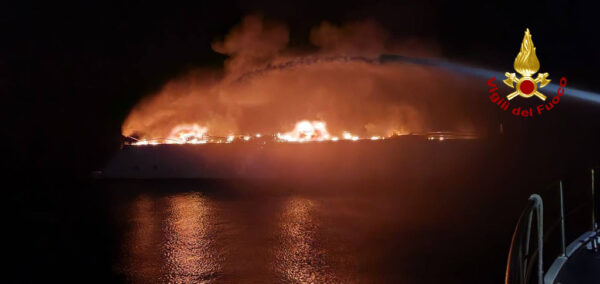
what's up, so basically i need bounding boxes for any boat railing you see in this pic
[505,194,544,284]
[505,168,598,284]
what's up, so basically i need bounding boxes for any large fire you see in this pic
[129,120,389,145]
[132,124,208,145]
[122,16,483,146]
[169,124,208,144]
[277,121,330,142]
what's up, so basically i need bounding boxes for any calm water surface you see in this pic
[107,177,521,284]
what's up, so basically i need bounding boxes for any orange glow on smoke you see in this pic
[122,16,484,146]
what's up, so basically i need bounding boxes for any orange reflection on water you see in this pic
[276,197,337,283]
[120,193,221,283]
[120,195,162,283]
[163,193,221,283]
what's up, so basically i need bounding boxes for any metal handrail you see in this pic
[505,168,599,284]
[592,169,598,251]
[531,194,544,284]
[505,194,543,284]
[559,181,566,257]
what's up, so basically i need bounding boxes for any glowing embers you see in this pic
[277,120,330,142]
[425,131,478,141]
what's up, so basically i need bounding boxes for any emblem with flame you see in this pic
[503,29,550,101]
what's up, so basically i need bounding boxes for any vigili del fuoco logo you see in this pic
[488,29,567,117]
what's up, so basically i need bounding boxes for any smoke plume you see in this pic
[122,15,482,140]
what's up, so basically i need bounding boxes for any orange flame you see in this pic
[168,124,208,144]
[132,124,208,145]
[277,120,331,142]
[128,120,398,145]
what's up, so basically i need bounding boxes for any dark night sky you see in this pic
[3,0,600,175]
